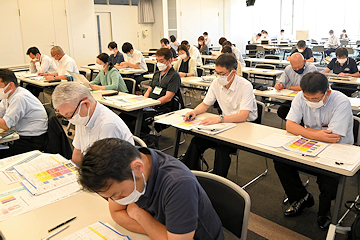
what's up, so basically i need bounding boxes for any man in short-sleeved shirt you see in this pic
[26,47,57,74]
[0,69,48,158]
[181,54,257,177]
[274,72,353,230]
[79,138,224,240]
[325,30,340,56]
[182,40,203,66]
[287,40,314,62]
[52,82,134,165]
[120,42,148,72]
[108,41,124,67]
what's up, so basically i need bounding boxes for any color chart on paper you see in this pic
[282,137,329,157]
[34,162,77,184]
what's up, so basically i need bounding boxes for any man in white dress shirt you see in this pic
[0,69,48,158]
[44,46,79,81]
[203,32,212,46]
[52,82,134,165]
[181,40,203,67]
[181,54,257,178]
[26,47,57,74]
[325,30,340,57]
[222,41,245,68]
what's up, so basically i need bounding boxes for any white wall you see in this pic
[151,0,165,49]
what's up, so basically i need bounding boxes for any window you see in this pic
[131,0,138,6]
[94,0,108,4]
[109,0,130,5]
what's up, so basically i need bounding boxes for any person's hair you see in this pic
[122,42,133,53]
[222,40,232,47]
[155,48,172,61]
[79,138,141,193]
[108,41,117,49]
[300,72,329,94]
[160,38,169,45]
[257,33,261,37]
[0,69,19,87]
[335,47,348,58]
[181,40,189,45]
[178,44,190,57]
[52,82,95,109]
[329,30,334,34]
[218,37,227,45]
[169,35,176,42]
[198,36,205,47]
[203,32,208,35]
[342,29,346,33]
[261,30,265,33]
[221,46,233,54]
[51,46,64,55]
[26,47,40,56]
[264,31,268,34]
[297,40,306,48]
[281,29,284,32]
[215,53,238,71]
[97,53,114,71]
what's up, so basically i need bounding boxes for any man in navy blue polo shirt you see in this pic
[323,47,360,96]
[79,138,224,240]
[287,40,314,62]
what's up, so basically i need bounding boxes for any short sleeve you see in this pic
[165,74,180,93]
[239,82,256,111]
[305,48,313,58]
[278,66,290,86]
[203,83,217,106]
[72,127,81,150]
[327,59,335,70]
[133,52,141,64]
[0,100,6,118]
[286,92,304,123]
[164,176,199,234]
[98,122,134,144]
[327,99,352,137]
[349,59,358,74]
[3,97,26,129]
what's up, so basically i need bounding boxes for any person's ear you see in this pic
[132,160,144,173]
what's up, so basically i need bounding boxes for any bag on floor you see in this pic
[345,200,360,240]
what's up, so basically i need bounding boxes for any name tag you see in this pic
[344,68,350,72]
[153,86,162,95]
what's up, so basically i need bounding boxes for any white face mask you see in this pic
[112,170,146,205]
[337,58,347,64]
[0,83,11,100]
[298,48,304,53]
[69,103,90,126]
[179,54,187,60]
[305,94,326,109]
[217,71,233,86]
[157,62,168,71]
[95,63,105,70]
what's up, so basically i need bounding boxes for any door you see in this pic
[95,12,113,55]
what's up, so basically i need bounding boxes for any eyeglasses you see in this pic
[215,71,231,77]
[69,100,82,119]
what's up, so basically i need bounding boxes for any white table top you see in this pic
[141,50,157,54]
[17,75,65,87]
[201,55,218,60]
[81,65,145,75]
[1,64,29,70]
[201,65,284,76]
[246,58,320,65]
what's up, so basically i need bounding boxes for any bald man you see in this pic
[43,46,79,81]
[275,53,317,120]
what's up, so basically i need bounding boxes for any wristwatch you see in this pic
[220,115,224,123]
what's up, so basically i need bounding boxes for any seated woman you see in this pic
[221,46,242,76]
[89,53,128,92]
[173,44,197,77]
[198,36,209,55]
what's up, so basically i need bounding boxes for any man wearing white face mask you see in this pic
[79,138,224,240]
[325,30,340,57]
[181,40,203,67]
[108,41,124,68]
[89,53,128,92]
[274,72,353,230]
[173,44,196,77]
[0,69,48,158]
[287,40,314,62]
[52,82,134,165]
[181,54,257,177]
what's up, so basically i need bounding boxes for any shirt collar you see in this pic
[85,101,99,129]
[138,147,158,198]
[8,87,19,103]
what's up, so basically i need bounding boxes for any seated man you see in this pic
[221,46,242,76]
[160,38,177,58]
[287,40,314,62]
[274,72,353,230]
[122,48,182,134]
[250,33,261,44]
[44,46,79,81]
[181,54,257,178]
[108,41,124,68]
[52,82,134,165]
[222,41,245,68]
[119,42,148,94]
[181,40,203,67]
[323,47,360,96]
[325,30,340,57]
[0,69,48,158]
[275,53,317,120]
[26,46,58,97]
[79,138,224,239]
[203,31,212,46]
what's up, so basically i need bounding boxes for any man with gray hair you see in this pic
[52,82,134,165]
[44,46,79,81]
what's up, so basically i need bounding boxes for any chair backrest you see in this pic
[146,62,157,74]
[149,48,158,51]
[246,44,257,51]
[255,64,275,70]
[254,101,265,124]
[133,135,147,147]
[340,40,349,47]
[313,45,325,52]
[264,55,280,60]
[123,77,136,94]
[346,47,354,55]
[356,40,360,47]
[256,45,265,53]
[192,171,251,240]
[197,67,205,77]
[244,59,251,67]
[353,116,360,146]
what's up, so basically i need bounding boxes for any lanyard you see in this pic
[159,71,169,85]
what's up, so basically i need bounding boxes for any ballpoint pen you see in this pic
[42,225,70,240]
[48,216,76,232]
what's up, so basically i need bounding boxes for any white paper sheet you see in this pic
[0,171,24,185]
[316,143,360,170]
[257,132,296,148]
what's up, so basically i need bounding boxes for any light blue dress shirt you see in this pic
[278,63,317,87]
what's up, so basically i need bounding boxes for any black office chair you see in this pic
[146,62,157,74]
[313,46,325,64]
[246,44,258,58]
[197,67,205,77]
[265,55,280,60]
[123,77,136,94]
[192,171,251,240]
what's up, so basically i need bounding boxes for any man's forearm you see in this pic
[132,209,168,240]
[0,118,9,130]
[112,210,146,234]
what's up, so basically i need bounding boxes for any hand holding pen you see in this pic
[184,111,196,122]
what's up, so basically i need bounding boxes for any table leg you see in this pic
[89,69,94,81]
[172,128,181,157]
[134,110,143,137]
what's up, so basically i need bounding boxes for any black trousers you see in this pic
[181,137,236,178]
[274,160,338,216]
[325,48,336,57]
[0,133,47,158]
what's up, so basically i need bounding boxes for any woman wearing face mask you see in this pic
[197,36,209,55]
[89,53,128,92]
[173,44,196,77]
